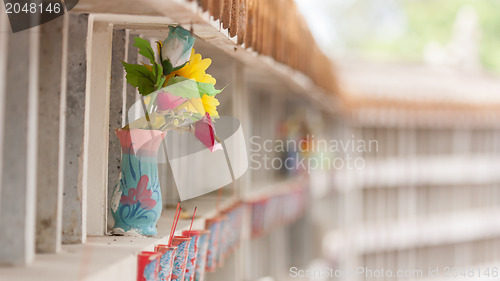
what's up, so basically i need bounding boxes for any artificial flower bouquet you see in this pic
[110,26,225,236]
[122,25,224,151]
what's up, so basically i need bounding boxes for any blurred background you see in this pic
[289,1,500,281]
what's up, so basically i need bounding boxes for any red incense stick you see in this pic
[171,207,181,241]
[168,202,180,246]
[188,207,197,236]
[169,203,180,240]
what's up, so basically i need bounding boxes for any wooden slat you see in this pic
[73,0,339,94]
[210,0,221,20]
[36,13,66,254]
[251,0,260,51]
[62,13,90,244]
[83,16,114,235]
[262,0,270,56]
[221,0,231,29]
[72,0,339,113]
[229,0,238,37]
[201,0,209,13]
[244,0,254,48]
[0,15,39,265]
[257,0,264,54]
[236,0,246,44]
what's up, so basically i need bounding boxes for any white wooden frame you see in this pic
[83,15,113,236]
[0,10,39,265]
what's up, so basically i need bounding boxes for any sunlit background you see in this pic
[297,0,500,73]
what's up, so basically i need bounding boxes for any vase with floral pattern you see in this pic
[111,128,165,236]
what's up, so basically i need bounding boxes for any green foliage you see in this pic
[164,77,201,99]
[123,35,220,98]
[134,37,156,65]
[162,59,174,76]
[122,62,156,96]
[123,37,164,95]
[405,0,500,73]
[196,80,223,96]
[163,77,223,98]
[162,59,188,76]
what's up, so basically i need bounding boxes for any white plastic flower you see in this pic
[161,26,195,68]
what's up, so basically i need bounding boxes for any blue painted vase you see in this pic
[111,129,165,236]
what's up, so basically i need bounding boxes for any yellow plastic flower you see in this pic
[168,49,220,116]
[181,98,205,115]
[176,95,219,117]
[164,49,216,85]
[201,94,220,117]
[144,48,220,116]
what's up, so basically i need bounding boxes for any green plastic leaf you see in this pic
[134,37,163,88]
[162,76,223,98]
[154,64,163,88]
[156,77,166,90]
[122,62,156,96]
[132,37,163,89]
[162,59,174,76]
[196,81,223,96]
[134,37,156,65]
[166,76,189,86]
[162,60,187,76]
[156,41,163,63]
[172,61,188,71]
[164,77,201,99]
